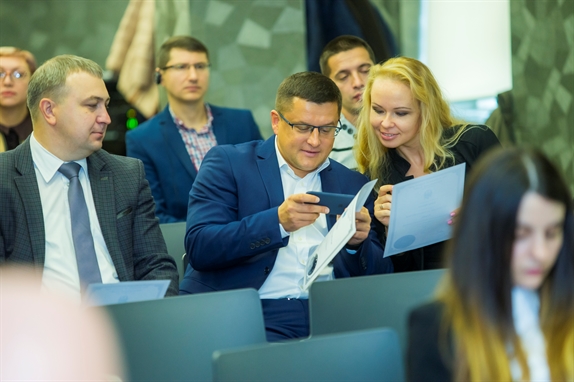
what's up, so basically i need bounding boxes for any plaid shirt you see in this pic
[169,104,217,171]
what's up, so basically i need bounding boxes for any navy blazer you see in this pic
[179,137,393,294]
[126,104,262,223]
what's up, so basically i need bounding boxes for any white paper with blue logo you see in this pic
[383,163,466,258]
[85,280,170,306]
[302,179,378,291]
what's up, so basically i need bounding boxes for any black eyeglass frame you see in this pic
[277,111,341,137]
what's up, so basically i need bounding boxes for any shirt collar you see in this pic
[169,103,213,133]
[30,132,88,183]
[273,135,330,179]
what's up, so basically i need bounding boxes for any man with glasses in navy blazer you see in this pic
[126,36,262,223]
[180,72,393,342]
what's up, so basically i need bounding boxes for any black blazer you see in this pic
[408,301,453,382]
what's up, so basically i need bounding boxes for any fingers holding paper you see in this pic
[374,184,393,227]
[346,207,372,247]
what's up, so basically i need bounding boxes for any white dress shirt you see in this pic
[30,133,119,303]
[258,137,333,299]
[510,286,550,381]
[328,113,357,170]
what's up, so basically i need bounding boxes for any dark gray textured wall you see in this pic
[510,0,574,194]
[0,0,129,67]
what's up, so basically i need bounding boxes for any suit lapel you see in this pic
[13,140,46,267]
[210,105,229,144]
[255,137,284,207]
[320,163,341,229]
[88,151,127,277]
[160,107,197,179]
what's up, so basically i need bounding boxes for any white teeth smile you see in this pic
[382,133,395,137]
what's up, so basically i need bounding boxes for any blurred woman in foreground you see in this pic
[408,147,574,381]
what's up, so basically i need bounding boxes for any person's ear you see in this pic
[39,98,57,126]
[270,110,280,135]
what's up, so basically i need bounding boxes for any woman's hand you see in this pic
[448,208,460,226]
[374,185,393,228]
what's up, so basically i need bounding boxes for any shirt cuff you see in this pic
[279,223,290,239]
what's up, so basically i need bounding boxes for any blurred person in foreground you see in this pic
[355,56,501,271]
[407,147,574,381]
[1,266,125,381]
[0,55,178,301]
[0,47,36,152]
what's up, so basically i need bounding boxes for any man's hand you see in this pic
[346,206,371,247]
[278,193,328,232]
[374,185,393,227]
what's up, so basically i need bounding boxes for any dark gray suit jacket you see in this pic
[0,139,179,296]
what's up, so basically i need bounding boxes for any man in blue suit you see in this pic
[126,36,262,223]
[180,72,393,341]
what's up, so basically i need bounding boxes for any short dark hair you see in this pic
[275,72,342,115]
[319,35,375,77]
[157,36,209,69]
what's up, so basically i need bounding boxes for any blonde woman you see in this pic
[408,148,574,381]
[355,57,500,271]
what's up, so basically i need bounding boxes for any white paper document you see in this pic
[383,163,466,258]
[302,179,378,291]
[85,280,170,306]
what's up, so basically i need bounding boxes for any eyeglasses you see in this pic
[161,62,210,72]
[277,111,341,137]
[0,70,28,81]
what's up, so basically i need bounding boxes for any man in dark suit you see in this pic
[126,36,262,223]
[180,72,393,341]
[0,55,178,302]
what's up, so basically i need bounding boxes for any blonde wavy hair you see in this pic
[355,57,467,187]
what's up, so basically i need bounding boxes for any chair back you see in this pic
[106,288,266,381]
[213,327,404,382]
[159,221,187,280]
[309,269,444,350]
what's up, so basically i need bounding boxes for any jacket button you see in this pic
[250,243,256,249]
[264,267,271,274]
[264,238,271,244]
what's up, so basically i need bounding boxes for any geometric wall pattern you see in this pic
[0,0,129,68]
[157,0,306,138]
[510,0,574,194]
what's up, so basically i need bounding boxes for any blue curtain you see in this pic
[306,0,398,72]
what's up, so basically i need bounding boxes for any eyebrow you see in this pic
[516,221,564,230]
[372,103,413,111]
[84,96,110,104]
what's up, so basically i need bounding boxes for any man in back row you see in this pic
[180,72,393,341]
[127,36,262,223]
[320,35,375,170]
[0,55,178,301]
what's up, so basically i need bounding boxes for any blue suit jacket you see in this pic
[179,137,393,294]
[126,104,262,223]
